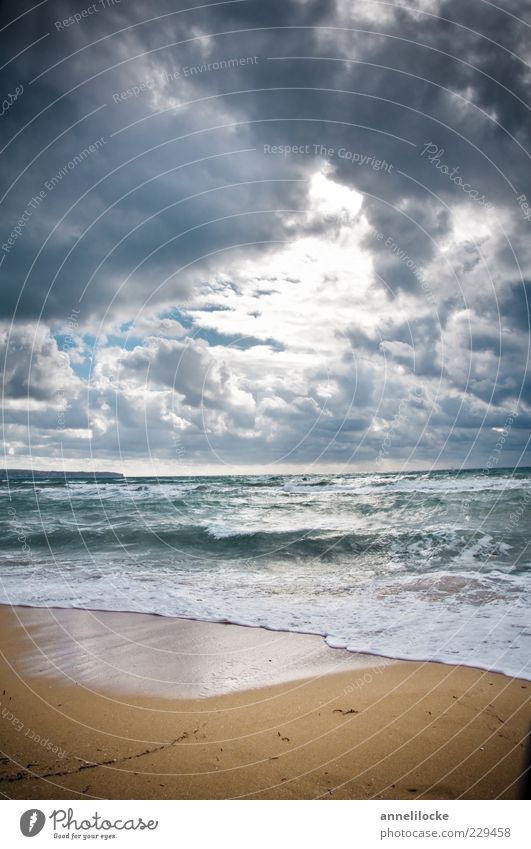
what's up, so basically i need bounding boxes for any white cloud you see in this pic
[0,323,82,404]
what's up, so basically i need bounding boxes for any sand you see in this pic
[0,604,529,799]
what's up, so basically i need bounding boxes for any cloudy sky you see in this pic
[1,0,530,474]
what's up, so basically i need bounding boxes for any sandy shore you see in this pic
[0,604,528,799]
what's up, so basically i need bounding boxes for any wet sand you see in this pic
[0,605,529,799]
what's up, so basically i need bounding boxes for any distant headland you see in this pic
[0,469,124,480]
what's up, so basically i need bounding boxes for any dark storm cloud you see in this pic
[361,198,451,297]
[1,0,529,318]
[500,280,531,333]
[0,1,332,323]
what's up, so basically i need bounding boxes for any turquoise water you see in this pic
[1,468,530,678]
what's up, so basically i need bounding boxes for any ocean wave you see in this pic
[1,519,527,575]
[1,468,530,681]
[283,474,530,495]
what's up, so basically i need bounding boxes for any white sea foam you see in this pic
[1,469,530,680]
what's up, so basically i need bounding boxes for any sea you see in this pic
[1,467,530,679]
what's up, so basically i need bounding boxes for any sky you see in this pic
[0,0,530,475]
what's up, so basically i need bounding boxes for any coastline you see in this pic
[0,604,529,799]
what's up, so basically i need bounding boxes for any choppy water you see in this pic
[1,468,530,678]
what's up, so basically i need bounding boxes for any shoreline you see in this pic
[1,603,388,699]
[1,602,527,685]
[0,604,529,799]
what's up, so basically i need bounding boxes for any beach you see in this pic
[0,604,528,800]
